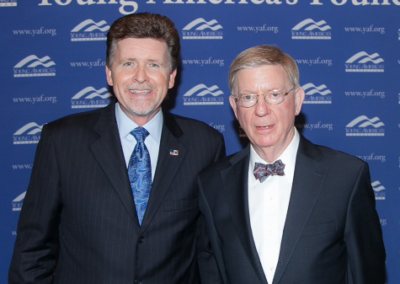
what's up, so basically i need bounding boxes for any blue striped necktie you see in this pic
[128,127,152,226]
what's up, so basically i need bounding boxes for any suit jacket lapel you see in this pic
[140,112,187,231]
[222,146,268,284]
[272,136,329,284]
[90,104,137,222]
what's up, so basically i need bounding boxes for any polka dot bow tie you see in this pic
[253,159,285,183]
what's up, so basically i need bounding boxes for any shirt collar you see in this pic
[115,102,163,144]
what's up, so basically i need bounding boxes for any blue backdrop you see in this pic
[1,0,399,282]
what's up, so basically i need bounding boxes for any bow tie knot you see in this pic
[253,159,285,183]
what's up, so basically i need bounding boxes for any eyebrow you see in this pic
[118,58,168,67]
[239,88,285,94]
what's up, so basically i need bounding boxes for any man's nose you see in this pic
[133,65,148,83]
[255,96,271,117]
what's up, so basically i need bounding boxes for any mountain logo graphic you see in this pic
[13,122,43,144]
[345,51,384,73]
[345,115,385,136]
[302,83,332,104]
[372,181,385,200]
[14,55,56,77]
[12,191,26,211]
[182,18,223,40]
[71,86,112,109]
[183,84,224,105]
[291,19,331,40]
[71,19,109,41]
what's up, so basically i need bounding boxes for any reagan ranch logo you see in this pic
[291,18,331,40]
[71,86,112,109]
[345,115,384,136]
[183,84,224,106]
[302,83,332,104]
[71,19,109,41]
[182,18,223,40]
[14,55,56,77]
[345,51,384,72]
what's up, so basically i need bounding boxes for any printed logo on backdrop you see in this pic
[12,27,57,37]
[13,94,57,105]
[71,19,109,41]
[302,83,332,104]
[344,89,385,99]
[372,181,385,200]
[14,55,56,77]
[182,18,223,40]
[344,24,385,35]
[356,153,386,163]
[379,219,387,226]
[182,57,224,67]
[71,87,112,109]
[12,191,26,211]
[295,57,333,67]
[346,115,384,136]
[236,23,279,34]
[291,19,331,40]
[13,122,43,145]
[0,0,17,7]
[296,121,333,132]
[183,84,224,106]
[398,28,400,40]
[209,122,226,133]
[345,51,384,72]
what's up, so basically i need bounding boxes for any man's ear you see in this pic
[229,95,239,119]
[106,65,113,86]
[294,87,305,115]
[168,69,177,89]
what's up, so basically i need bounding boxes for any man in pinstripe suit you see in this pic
[9,13,225,284]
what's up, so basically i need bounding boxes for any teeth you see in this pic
[130,90,151,94]
[260,126,270,129]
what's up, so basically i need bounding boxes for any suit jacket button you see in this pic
[138,236,144,243]
[134,280,142,284]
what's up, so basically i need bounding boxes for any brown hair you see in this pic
[106,12,181,72]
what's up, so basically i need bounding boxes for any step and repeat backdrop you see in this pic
[1,0,399,282]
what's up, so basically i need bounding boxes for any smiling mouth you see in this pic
[130,89,151,95]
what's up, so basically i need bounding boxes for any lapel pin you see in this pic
[169,149,179,156]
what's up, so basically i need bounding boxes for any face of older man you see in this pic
[106,38,177,126]
[229,64,304,162]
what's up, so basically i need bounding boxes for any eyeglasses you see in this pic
[235,89,293,108]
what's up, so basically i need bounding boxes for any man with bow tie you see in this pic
[197,45,385,284]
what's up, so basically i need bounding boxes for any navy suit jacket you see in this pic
[198,135,385,284]
[9,103,226,284]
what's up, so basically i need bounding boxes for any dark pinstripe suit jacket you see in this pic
[9,103,226,284]
[198,136,385,284]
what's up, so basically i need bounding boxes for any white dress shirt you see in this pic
[248,128,300,284]
[115,103,162,180]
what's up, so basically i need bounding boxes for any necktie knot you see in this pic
[131,127,149,143]
[253,159,285,183]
